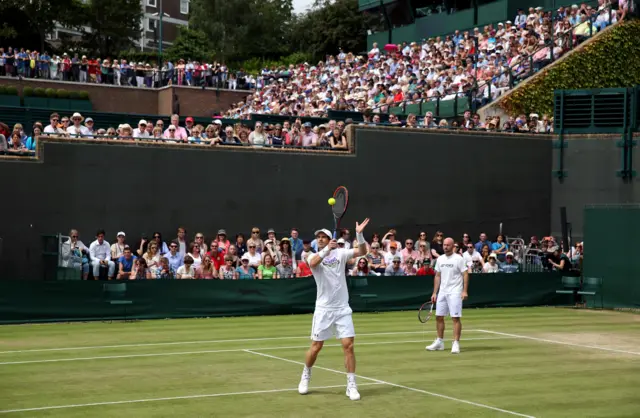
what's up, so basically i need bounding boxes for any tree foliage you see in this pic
[77,0,144,57]
[185,0,377,65]
[291,0,379,61]
[499,21,640,117]
[165,27,213,63]
[0,0,83,52]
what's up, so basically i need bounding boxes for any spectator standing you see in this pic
[290,228,303,260]
[174,227,188,256]
[89,229,115,280]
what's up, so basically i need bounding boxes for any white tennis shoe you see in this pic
[346,384,361,401]
[426,339,444,351]
[298,370,310,395]
[451,341,460,354]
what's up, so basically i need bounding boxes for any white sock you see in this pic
[303,366,311,376]
[436,337,443,343]
[347,373,356,385]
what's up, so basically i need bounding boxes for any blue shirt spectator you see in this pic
[118,254,137,272]
[165,251,183,271]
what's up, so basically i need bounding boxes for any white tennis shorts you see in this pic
[310,307,355,341]
[435,293,463,318]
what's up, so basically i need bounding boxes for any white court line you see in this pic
[245,350,535,418]
[477,329,640,356]
[0,330,484,354]
[0,383,385,414]
[0,337,514,365]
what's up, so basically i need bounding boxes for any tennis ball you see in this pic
[328,197,336,206]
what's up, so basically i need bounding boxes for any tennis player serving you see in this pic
[298,218,370,401]
[426,237,469,354]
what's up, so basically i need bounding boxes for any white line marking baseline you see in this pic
[0,330,484,354]
[477,329,640,356]
[0,337,514,365]
[244,349,536,418]
[0,383,385,414]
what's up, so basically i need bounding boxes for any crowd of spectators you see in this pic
[0,113,350,152]
[0,52,252,89]
[223,1,620,119]
[59,226,583,280]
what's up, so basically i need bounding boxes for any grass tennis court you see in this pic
[0,307,638,417]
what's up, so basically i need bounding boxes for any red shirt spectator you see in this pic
[208,241,225,270]
[416,265,435,276]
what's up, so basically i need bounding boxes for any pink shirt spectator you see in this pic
[164,126,188,140]
[401,248,420,265]
[301,132,318,147]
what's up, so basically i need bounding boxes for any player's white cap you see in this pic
[314,228,332,238]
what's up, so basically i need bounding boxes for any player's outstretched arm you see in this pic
[352,218,370,257]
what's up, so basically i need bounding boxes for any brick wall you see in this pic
[0,77,251,117]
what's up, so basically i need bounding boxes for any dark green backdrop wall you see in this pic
[0,273,562,324]
[583,205,640,308]
[0,129,552,280]
[551,138,640,241]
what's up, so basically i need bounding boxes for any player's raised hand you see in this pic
[355,218,370,234]
[328,239,338,250]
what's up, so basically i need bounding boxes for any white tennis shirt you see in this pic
[309,248,354,309]
[435,253,466,294]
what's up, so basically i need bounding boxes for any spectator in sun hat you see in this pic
[133,120,151,139]
[84,117,95,136]
[500,252,520,273]
[66,112,90,137]
[215,229,231,254]
[385,255,405,276]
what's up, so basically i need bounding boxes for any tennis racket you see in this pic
[331,186,349,239]
[418,302,434,323]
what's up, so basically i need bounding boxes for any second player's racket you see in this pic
[331,186,349,239]
[418,302,433,323]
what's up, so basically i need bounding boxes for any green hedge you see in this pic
[499,21,640,117]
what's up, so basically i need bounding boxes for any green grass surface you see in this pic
[0,307,639,417]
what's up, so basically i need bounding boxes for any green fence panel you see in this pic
[0,273,561,324]
[0,96,20,107]
[327,110,364,122]
[405,103,422,115]
[583,205,640,308]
